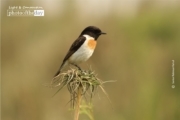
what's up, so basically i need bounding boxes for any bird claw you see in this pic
[71,64,82,71]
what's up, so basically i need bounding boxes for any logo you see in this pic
[7,6,44,17]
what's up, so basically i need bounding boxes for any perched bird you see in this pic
[53,26,106,78]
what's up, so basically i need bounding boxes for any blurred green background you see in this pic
[2,0,180,120]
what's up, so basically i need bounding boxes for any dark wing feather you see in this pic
[53,36,86,77]
[63,36,86,62]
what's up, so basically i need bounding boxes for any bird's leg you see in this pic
[71,64,82,71]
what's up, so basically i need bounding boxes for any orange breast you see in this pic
[87,39,97,50]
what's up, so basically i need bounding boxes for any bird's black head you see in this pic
[80,26,106,40]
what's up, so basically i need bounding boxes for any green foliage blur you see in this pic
[2,1,180,120]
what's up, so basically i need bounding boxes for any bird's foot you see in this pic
[71,64,87,74]
[72,64,82,71]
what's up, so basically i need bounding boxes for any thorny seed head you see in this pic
[50,68,105,108]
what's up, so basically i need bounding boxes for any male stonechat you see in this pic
[53,26,106,78]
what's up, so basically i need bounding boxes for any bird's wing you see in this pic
[53,36,86,77]
[63,36,86,62]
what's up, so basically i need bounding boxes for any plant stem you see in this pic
[74,86,82,120]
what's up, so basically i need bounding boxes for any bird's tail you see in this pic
[53,61,68,78]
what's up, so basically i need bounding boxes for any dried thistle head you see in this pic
[51,68,104,108]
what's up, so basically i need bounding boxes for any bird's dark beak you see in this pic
[100,32,106,35]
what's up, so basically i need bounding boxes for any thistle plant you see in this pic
[50,68,112,120]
